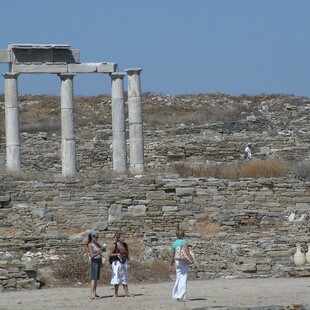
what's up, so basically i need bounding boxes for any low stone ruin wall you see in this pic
[1,116,310,174]
[1,176,310,291]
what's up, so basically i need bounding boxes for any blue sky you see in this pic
[1,0,309,97]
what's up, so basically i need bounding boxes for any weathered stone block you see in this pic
[162,206,178,212]
[242,264,257,272]
[152,200,177,206]
[16,278,40,290]
[0,268,9,279]
[146,191,167,200]
[128,205,146,216]
[175,187,195,196]
[0,196,10,202]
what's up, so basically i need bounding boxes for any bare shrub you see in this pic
[50,251,96,285]
[239,160,289,178]
[205,103,252,123]
[129,260,170,283]
[16,94,113,135]
[218,163,241,179]
[143,102,252,127]
[157,160,289,180]
[50,250,171,287]
[169,163,218,178]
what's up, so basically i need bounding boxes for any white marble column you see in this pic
[3,72,21,172]
[110,72,127,174]
[125,68,145,175]
[59,73,76,177]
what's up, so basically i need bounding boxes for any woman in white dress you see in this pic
[169,230,194,302]
[109,233,133,297]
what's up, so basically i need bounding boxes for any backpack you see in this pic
[109,242,128,264]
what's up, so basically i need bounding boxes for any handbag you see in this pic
[174,245,194,265]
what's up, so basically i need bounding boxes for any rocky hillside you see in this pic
[0,93,310,176]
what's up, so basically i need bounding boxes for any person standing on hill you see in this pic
[244,143,252,159]
[86,230,106,300]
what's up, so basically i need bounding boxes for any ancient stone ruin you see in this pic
[1,48,310,293]
[0,44,145,177]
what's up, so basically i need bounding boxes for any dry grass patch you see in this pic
[50,238,169,286]
[239,160,289,178]
[162,160,289,179]
[50,249,171,287]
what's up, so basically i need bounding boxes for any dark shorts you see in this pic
[90,258,102,280]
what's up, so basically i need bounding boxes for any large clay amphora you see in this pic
[294,244,306,266]
[306,244,310,264]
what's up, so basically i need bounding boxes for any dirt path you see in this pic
[1,278,310,309]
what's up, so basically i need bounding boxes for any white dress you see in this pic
[111,260,128,285]
[172,260,190,300]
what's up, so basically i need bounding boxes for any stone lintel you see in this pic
[8,61,117,74]
[6,45,80,64]
[68,62,117,73]
[0,49,80,64]
[11,63,68,74]
[9,44,71,50]
[98,62,117,73]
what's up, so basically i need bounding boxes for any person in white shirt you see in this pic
[244,143,252,159]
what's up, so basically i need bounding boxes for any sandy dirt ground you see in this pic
[1,278,310,310]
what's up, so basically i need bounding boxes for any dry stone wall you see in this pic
[1,94,310,173]
[1,94,310,291]
[1,119,310,173]
[1,176,310,291]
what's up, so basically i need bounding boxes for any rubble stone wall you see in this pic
[1,118,310,174]
[1,176,310,291]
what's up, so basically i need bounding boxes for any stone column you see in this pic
[110,72,127,174]
[59,73,76,177]
[3,72,21,172]
[125,68,145,174]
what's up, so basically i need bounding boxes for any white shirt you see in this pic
[244,146,252,159]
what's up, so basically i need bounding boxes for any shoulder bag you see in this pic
[174,245,195,265]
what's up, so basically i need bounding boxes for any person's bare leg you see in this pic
[114,284,119,297]
[94,280,99,297]
[90,280,96,298]
[123,284,133,297]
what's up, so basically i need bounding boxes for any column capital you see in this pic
[3,72,19,79]
[110,72,126,80]
[125,68,142,76]
[58,73,75,80]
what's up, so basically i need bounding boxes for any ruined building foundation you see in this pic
[0,44,145,176]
